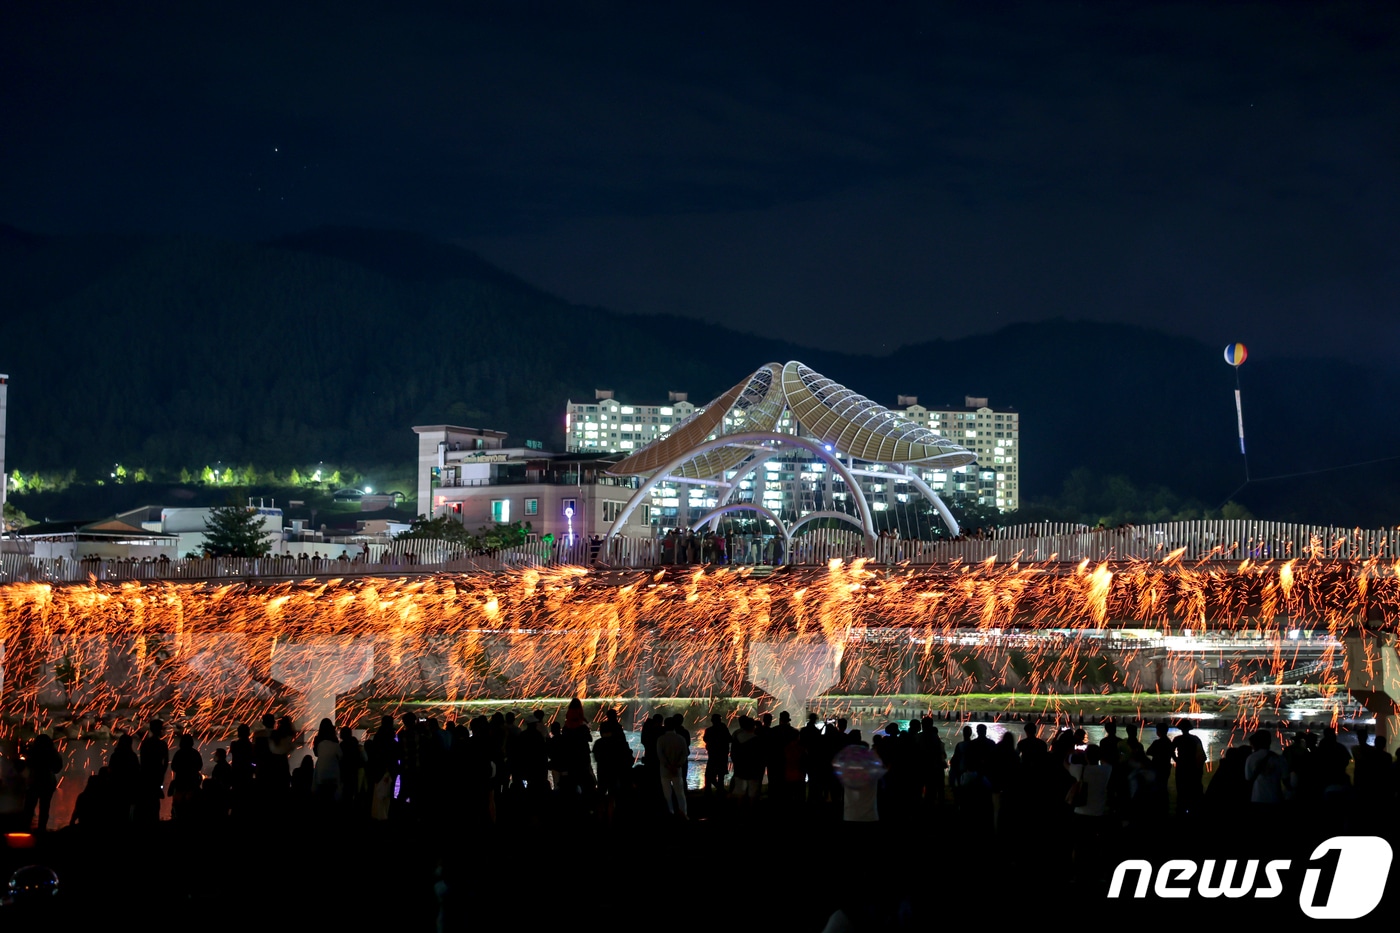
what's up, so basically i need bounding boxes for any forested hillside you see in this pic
[4,225,1397,523]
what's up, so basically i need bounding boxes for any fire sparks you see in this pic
[0,557,1393,736]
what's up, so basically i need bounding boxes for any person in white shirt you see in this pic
[656,716,689,818]
[1069,745,1113,818]
[1066,744,1114,879]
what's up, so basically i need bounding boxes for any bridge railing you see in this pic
[3,520,1396,584]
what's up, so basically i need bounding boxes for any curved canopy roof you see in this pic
[607,360,975,478]
[607,363,784,478]
[779,362,976,467]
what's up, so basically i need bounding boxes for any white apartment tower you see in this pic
[566,390,697,454]
[563,388,1020,518]
[895,396,1020,511]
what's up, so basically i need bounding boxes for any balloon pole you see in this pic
[1234,367,1250,481]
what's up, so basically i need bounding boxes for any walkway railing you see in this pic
[2,520,1396,584]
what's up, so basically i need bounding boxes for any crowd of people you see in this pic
[1,704,1392,851]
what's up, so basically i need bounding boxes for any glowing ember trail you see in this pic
[0,558,1395,736]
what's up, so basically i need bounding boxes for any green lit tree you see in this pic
[480,520,531,550]
[2,500,34,531]
[202,503,272,557]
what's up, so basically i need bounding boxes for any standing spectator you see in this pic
[1244,729,1290,810]
[21,732,62,832]
[228,724,255,813]
[107,733,141,822]
[1066,744,1114,879]
[703,714,731,794]
[168,733,204,820]
[339,726,366,810]
[656,718,689,819]
[313,719,342,804]
[917,718,948,809]
[205,748,234,819]
[561,698,596,800]
[138,719,170,822]
[729,717,763,806]
[592,721,634,823]
[1170,722,1206,817]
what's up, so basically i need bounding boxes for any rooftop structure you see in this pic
[601,361,978,553]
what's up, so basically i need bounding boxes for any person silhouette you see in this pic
[1170,721,1206,817]
[169,733,203,820]
[137,719,169,822]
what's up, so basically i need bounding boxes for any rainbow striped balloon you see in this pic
[1223,343,1248,366]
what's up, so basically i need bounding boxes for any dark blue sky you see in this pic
[3,1,1397,357]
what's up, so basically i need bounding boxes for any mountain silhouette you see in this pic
[2,225,1396,521]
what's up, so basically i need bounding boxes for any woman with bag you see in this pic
[1065,745,1113,879]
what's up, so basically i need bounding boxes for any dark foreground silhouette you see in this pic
[2,706,1397,931]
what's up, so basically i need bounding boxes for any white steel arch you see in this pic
[786,511,868,565]
[894,464,960,537]
[687,503,791,563]
[787,510,867,536]
[602,431,878,555]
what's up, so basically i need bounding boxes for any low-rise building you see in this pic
[413,424,649,540]
[12,515,179,561]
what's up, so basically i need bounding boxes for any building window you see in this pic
[525,498,538,516]
[491,499,510,523]
[603,501,624,523]
[562,498,577,516]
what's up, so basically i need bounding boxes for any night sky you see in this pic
[4,2,1397,358]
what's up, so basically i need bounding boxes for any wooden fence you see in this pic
[2,520,1396,584]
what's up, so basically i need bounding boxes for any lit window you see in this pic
[621,406,634,414]
[660,407,673,416]
[491,499,510,523]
